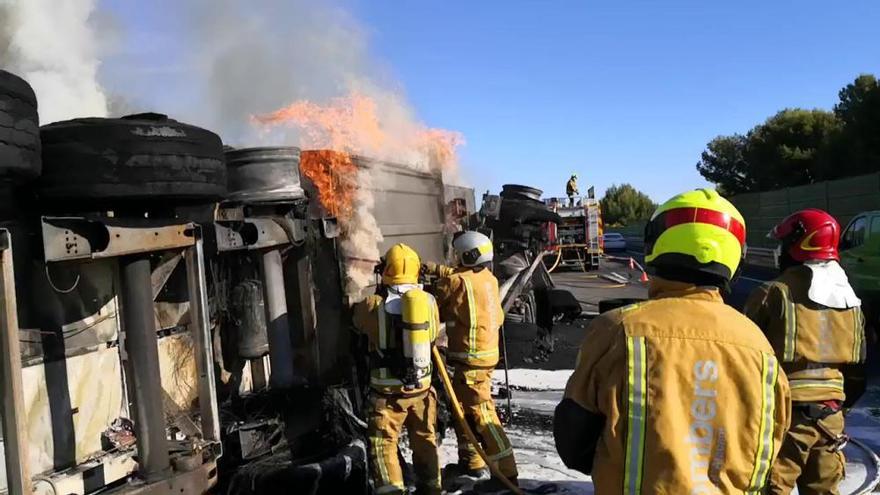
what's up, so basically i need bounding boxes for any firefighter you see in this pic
[422,231,519,490]
[566,173,579,206]
[744,209,865,495]
[352,243,441,495]
[554,188,791,493]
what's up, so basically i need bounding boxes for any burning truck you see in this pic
[0,69,578,494]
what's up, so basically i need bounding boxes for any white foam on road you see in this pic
[492,369,573,392]
[459,368,880,494]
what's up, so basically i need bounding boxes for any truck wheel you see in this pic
[500,184,543,202]
[37,113,226,202]
[0,70,41,181]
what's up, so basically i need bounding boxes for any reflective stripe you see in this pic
[853,307,863,362]
[448,349,500,360]
[789,378,844,391]
[748,354,779,491]
[430,301,439,340]
[488,446,515,461]
[371,436,390,485]
[781,286,797,362]
[624,336,647,495]
[464,278,478,356]
[480,402,508,452]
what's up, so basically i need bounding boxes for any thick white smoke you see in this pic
[2,0,464,298]
[171,0,463,298]
[0,0,108,123]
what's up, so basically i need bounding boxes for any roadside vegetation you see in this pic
[600,183,656,227]
[697,74,880,195]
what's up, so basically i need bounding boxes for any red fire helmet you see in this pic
[770,208,841,262]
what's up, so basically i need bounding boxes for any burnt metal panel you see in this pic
[41,217,195,262]
[354,156,448,264]
[282,218,351,386]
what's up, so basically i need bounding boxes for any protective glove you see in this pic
[421,262,439,276]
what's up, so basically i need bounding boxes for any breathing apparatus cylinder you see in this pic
[401,288,432,384]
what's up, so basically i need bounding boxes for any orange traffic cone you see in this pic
[640,271,649,283]
[629,258,635,270]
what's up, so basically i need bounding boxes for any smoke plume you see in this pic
[0,0,108,123]
[2,0,465,298]
[176,0,465,298]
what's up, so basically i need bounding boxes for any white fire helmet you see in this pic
[453,231,494,267]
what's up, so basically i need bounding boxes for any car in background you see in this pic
[601,232,627,251]
[840,211,880,317]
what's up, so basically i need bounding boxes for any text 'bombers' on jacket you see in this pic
[556,277,791,494]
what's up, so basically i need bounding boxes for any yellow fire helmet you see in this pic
[382,243,421,285]
[644,188,746,282]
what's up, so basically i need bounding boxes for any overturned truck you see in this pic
[0,69,461,494]
[0,69,574,494]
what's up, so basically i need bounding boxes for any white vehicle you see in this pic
[601,232,627,251]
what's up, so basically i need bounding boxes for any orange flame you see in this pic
[299,149,357,221]
[251,91,464,172]
[251,91,465,297]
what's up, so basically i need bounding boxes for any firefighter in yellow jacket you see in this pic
[745,209,865,495]
[566,173,579,206]
[352,243,441,495]
[555,188,791,493]
[423,231,518,490]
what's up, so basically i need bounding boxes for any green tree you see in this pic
[696,109,843,194]
[600,184,656,226]
[744,108,842,189]
[695,134,753,195]
[834,74,880,175]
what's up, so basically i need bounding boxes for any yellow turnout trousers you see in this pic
[367,388,441,495]
[451,368,518,479]
[769,408,846,495]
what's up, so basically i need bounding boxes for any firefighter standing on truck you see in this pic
[422,231,519,491]
[566,173,579,206]
[554,188,791,493]
[745,209,866,495]
[352,243,441,495]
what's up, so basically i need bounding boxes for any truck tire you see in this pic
[37,113,226,202]
[500,184,543,202]
[0,70,41,181]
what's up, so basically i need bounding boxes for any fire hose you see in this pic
[432,346,524,495]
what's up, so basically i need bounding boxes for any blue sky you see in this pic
[347,0,880,201]
[101,1,880,203]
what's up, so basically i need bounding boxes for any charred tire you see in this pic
[501,184,543,202]
[0,70,41,181]
[38,113,226,202]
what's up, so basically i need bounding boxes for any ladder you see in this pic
[585,200,601,269]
